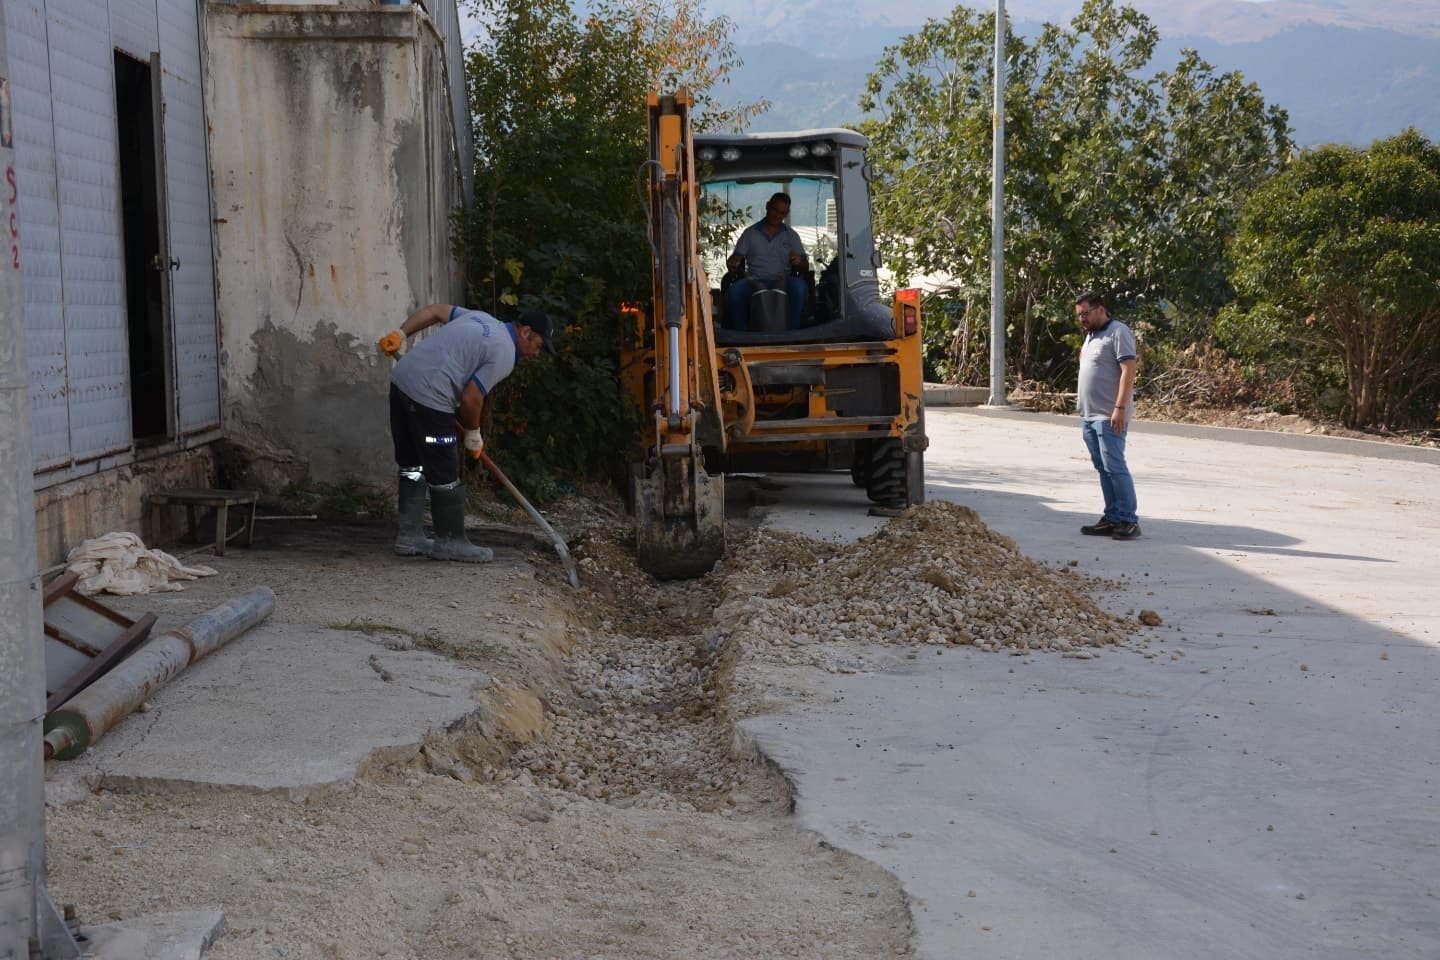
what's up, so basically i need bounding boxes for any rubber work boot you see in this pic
[394,476,433,557]
[427,481,493,563]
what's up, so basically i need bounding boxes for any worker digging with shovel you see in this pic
[378,305,557,562]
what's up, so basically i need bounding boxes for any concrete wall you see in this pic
[32,449,214,567]
[205,4,465,496]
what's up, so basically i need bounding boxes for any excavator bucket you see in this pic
[633,450,726,579]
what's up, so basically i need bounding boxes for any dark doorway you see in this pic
[114,50,170,443]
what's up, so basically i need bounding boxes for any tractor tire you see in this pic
[865,438,907,506]
[850,440,875,488]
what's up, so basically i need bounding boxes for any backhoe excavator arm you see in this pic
[632,91,727,578]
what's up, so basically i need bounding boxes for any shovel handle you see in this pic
[479,453,581,589]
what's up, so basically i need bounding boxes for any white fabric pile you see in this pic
[66,532,218,596]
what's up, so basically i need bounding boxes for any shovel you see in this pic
[478,452,581,589]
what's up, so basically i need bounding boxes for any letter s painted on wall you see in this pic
[7,166,18,269]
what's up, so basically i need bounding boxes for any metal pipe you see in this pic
[659,172,685,420]
[43,587,277,761]
[667,325,682,417]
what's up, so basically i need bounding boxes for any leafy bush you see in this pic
[480,351,638,500]
[918,291,987,385]
[1221,129,1440,429]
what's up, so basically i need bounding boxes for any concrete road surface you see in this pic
[741,408,1440,960]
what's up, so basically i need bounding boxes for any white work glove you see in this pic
[463,429,485,461]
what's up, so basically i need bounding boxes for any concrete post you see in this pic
[0,9,78,957]
[988,0,1008,408]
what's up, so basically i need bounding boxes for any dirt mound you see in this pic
[725,500,1133,661]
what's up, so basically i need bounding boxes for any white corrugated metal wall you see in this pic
[3,0,220,486]
[5,0,68,471]
[423,0,471,204]
[157,0,219,435]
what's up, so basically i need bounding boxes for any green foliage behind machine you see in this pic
[1220,130,1440,430]
[453,0,761,499]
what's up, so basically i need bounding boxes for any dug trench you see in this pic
[44,493,1147,960]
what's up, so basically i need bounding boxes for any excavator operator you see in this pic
[724,192,809,330]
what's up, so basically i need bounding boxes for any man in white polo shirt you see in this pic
[378,305,556,561]
[1074,291,1141,541]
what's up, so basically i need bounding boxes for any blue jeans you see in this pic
[725,276,807,330]
[1081,418,1138,524]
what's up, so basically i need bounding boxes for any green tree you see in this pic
[1219,130,1440,430]
[458,0,761,496]
[859,0,1290,384]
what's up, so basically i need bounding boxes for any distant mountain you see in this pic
[1128,0,1440,42]
[711,0,1440,45]
[714,3,1440,145]
[996,0,1440,42]
[1160,25,1440,146]
[726,44,883,130]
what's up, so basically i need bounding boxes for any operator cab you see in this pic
[695,129,895,345]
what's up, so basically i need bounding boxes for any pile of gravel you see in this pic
[724,501,1134,659]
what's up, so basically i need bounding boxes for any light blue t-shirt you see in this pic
[391,308,518,412]
[1077,318,1137,421]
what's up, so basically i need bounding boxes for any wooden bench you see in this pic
[147,487,259,556]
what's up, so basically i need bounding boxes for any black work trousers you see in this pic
[389,383,460,486]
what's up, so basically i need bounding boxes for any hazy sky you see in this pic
[454,1,1131,44]
[453,1,1372,34]
[701,0,1277,20]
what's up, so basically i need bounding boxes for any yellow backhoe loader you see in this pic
[623,91,927,578]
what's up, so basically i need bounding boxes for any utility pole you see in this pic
[0,6,79,956]
[988,0,1008,407]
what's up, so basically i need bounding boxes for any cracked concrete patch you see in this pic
[47,621,489,798]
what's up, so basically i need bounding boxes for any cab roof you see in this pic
[693,128,870,150]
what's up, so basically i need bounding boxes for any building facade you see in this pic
[2,0,471,564]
